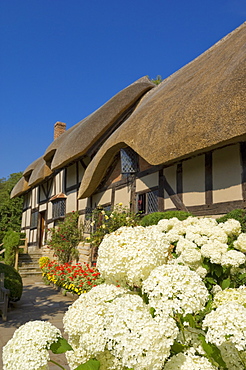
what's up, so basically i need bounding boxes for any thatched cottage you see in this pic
[11,22,246,264]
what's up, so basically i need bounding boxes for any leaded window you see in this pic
[120,148,139,174]
[52,199,66,219]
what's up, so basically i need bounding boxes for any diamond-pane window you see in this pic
[52,199,66,219]
[147,190,158,213]
[120,148,138,174]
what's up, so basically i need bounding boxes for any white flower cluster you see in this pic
[97,225,171,287]
[203,302,246,351]
[213,286,246,308]
[105,294,178,370]
[64,284,178,370]
[63,284,127,369]
[234,233,246,253]
[2,321,61,370]
[142,264,209,315]
[157,217,245,270]
[163,348,217,370]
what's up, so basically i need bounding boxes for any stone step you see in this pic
[19,271,43,278]
[18,252,42,277]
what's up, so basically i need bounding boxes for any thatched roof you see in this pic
[78,22,246,198]
[11,23,246,199]
[43,76,154,170]
[11,76,154,198]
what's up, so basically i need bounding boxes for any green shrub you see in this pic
[3,229,20,266]
[140,211,193,226]
[217,209,246,233]
[47,212,81,264]
[0,263,23,301]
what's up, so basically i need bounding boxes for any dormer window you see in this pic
[120,148,139,174]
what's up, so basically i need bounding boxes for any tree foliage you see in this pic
[0,172,23,244]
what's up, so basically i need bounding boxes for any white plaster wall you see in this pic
[47,202,53,220]
[21,210,27,228]
[31,188,38,208]
[114,186,131,205]
[26,208,31,228]
[66,164,77,188]
[92,189,112,207]
[213,145,242,203]
[55,170,64,194]
[136,172,158,192]
[39,203,47,212]
[183,155,205,206]
[78,197,88,211]
[66,190,77,213]
[164,165,176,209]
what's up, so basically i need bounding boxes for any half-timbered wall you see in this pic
[20,141,246,256]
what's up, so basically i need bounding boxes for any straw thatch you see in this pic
[78,22,246,198]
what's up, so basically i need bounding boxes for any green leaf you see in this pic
[221,277,231,290]
[74,359,100,370]
[198,334,227,367]
[50,337,73,354]
[171,341,187,355]
[183,313,196,328]
[202,259,211,272]
[205,277,217,285]
[149,307,156,318]
[214,265,223,278]
[238,273,246,281]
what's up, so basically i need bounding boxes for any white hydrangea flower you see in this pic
[97,226,171,287]
[63,284,127,368]
[157,217,183,233]
[200,241,228,264]
[104,294,178,370]
[2,321,61,370]
[221,249,246,267]
[203,302,246,351]
[176,237,198,255]
[142,264,209,316]
[211,284,222,295]
[163,348,217,369]
[213,286,246,308]
[96,350,126,370]
[195,266,208,279]
[234,233,246,253]
[218,219,241,237]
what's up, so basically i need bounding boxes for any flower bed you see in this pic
[40,260,104,296]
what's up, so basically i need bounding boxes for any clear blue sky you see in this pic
[0,0,245,179]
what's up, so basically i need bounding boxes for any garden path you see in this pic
[0,275,77,369]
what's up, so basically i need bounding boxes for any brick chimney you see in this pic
[54,121,66,140]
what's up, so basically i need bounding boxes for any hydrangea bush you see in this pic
[4,215,246,370]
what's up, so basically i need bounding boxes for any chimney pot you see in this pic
[54,121,66,140]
